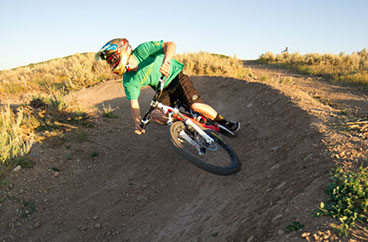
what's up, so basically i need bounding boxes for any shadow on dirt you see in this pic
[1,76,334,242]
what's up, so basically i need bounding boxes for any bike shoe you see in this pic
[218,121,240,137]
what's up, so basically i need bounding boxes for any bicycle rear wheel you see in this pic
[169,121,240,175]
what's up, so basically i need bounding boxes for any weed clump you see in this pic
[315,165,368,236]
[102,104,119,119]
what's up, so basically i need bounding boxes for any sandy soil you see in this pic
[0,62,367,242]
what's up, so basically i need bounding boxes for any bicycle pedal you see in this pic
[199,147,206,156]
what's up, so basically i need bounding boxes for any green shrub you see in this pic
[315,165,368,236]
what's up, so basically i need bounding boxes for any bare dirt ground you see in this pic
[1,62,367,242]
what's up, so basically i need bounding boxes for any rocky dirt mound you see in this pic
[1,63,367,242]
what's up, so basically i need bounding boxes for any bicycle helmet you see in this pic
[96,38,132,76]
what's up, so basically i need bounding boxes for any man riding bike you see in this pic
[96,38,240,136]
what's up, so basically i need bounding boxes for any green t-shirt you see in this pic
[123,40,184,100]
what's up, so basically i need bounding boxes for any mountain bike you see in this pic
[140,77,240,176]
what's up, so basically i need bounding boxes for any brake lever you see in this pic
[159,75,166,92]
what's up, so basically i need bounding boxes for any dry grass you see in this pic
[0,94,89,169]
[0,106,34,164]
[176,52,252,79]
[258,49,368,87]
[0,52,115,98]
[0,52,251,99]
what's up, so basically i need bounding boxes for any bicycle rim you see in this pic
[169,121,240,175]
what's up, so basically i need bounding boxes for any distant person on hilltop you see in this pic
[95,38,240,136]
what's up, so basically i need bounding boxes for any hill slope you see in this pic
[0,62,367,241]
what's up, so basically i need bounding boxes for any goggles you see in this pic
[106,53,121,69]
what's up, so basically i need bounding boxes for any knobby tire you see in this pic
[169,121,240,175]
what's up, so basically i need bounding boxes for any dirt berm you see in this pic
[1,62,367,241]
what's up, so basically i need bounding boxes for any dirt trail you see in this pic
[1,62,367,242]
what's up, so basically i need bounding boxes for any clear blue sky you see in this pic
[0,0,367,70]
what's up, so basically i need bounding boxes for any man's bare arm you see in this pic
[130,99,145,135]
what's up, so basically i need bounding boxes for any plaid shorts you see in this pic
[158,72,203,107]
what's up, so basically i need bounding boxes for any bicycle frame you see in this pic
[137,76,241,176]
[149,100,215,144]
[140,77,219,145]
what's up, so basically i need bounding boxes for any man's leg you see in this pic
[190,103,217,120]
[191,102,240,135]
[177,72,240,135]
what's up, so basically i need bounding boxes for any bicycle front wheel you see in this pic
[169,121,240,175]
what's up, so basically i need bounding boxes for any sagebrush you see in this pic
[0,53,115,97]
[259,49,368,86]
[0,106,34,164]
[176,52,252,78]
